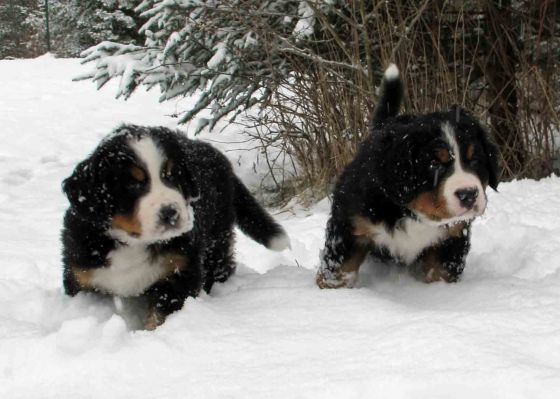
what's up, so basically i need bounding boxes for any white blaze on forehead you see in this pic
[442,122,458,158]
[440,123,487,220]
[132,136,165,179]
[120,136,193,243]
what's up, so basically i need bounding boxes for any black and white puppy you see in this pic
[62,124,289,329]
[316,65,499,288]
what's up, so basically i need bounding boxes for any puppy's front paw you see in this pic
[145,308,165,331]
[316,269,357,289]
[423,266,451,283]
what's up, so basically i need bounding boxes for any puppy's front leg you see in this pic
[316,217,367,289]
[143,268,203,330]
[419,224,471,283]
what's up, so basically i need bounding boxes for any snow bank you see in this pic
[1,57,560,398]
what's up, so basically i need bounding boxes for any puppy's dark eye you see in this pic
[469,157,480,167]
[126,180,145,191]
[127,165,147,191]
[429,159,446,171]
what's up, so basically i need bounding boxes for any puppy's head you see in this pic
[373,106,499,225]
[63,125,199,243]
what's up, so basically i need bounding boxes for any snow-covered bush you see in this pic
[79,1,338,130]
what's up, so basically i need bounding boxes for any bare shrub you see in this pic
[252,0,559,197]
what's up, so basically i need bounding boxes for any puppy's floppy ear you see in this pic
[62,158,94,209]
[450,105,500,191]
[187,171,200,200]
[373,129,418,205]
[478,126,500,191]
[175,158,199,201]
[154,130,200,201]
[181,168,200,201]
[62,154,113,223]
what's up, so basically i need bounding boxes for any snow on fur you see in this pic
[1,56,560,398]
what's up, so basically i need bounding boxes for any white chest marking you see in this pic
[372,219,447,265]
[91,245,166,297]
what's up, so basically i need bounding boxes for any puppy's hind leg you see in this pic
[203,229,237,293]
[316,217,367,289]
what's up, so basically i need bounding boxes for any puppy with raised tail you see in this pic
[317,64,499,288]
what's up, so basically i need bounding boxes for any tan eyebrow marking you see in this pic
[466,144,475,161]
[130,165,146,182]
[435,147,451,163]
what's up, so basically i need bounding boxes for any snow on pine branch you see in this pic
[77,0,339,132]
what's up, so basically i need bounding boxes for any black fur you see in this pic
[62,124,288,328]
[317,66,500,288]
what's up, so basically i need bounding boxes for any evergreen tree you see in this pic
[50,0,144,57]
[79,0,329,131]
[0,0,44,59]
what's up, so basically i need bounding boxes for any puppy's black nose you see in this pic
[159,205,179,226]
[455,188,478,209]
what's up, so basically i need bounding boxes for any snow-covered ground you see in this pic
[1,56,560,398]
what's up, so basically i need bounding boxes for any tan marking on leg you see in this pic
[145,308,165,331]
[352,215,381,237]
[159,254,189,277]
[112,213,142,236]
[143,254,189,328]
[352,216,388,247]
[341,247,368,274]
[316,247,367,289]
[317,215,379,288]
[446,221,467,238]
[72,266,96,289]
[419,249,451,283]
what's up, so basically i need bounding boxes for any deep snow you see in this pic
[1,56,560,398]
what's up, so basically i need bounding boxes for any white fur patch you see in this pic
[441,123,486,219]
[116,137,194,244]
[267,232,291,252]
[90,245,166,297]
[384,64,399,80]
[372,219,447,265]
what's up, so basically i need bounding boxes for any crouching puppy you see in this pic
[62,124,290,329]
[316,65,499,288]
